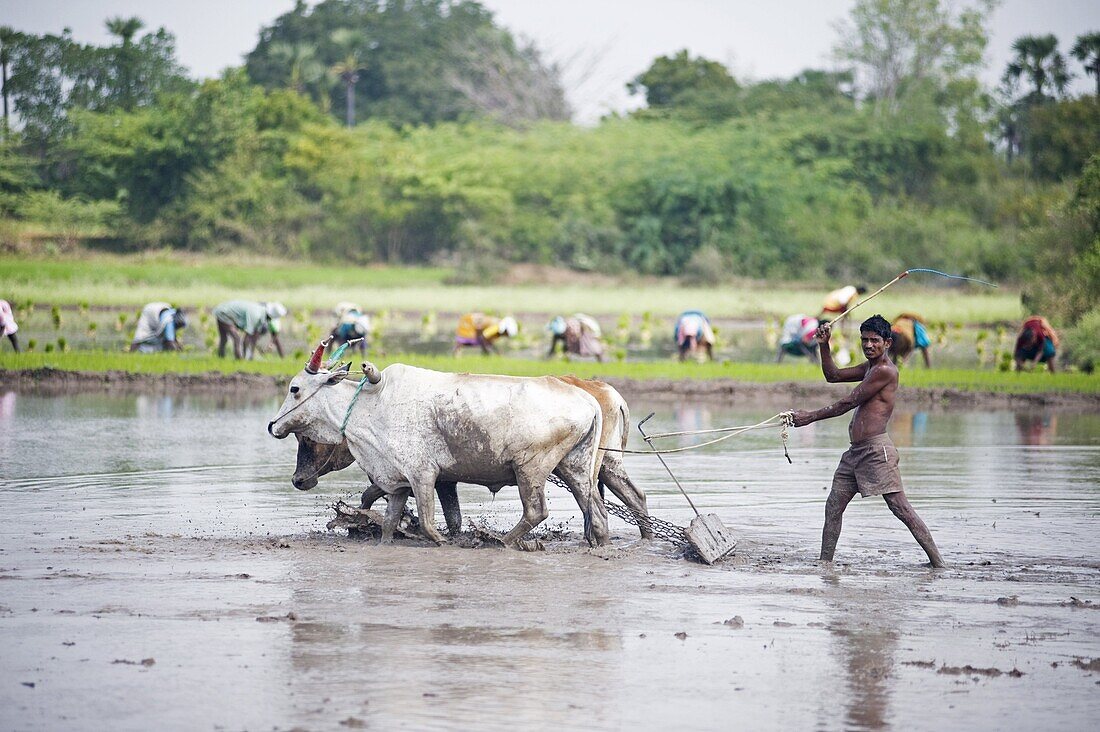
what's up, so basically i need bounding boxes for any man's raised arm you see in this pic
[816,322,868,383]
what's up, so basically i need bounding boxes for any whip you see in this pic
[829,269,997,327]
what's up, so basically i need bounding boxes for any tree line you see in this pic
[0,0,1097,331]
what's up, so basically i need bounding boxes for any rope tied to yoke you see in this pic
[340,376,369,435]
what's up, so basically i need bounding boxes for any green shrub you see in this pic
[680,245,728,286]
[16,191,120,232]
[1063,308,1100,373]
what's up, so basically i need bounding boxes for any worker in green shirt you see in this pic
[211,300,287,360]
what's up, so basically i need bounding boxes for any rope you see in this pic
[340,376,369,435]
[268,387,323,428]
[600,412,794,455]
[644,412,790,439]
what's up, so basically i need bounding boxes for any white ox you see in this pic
[290,375,652,539]
[268,346,609,550]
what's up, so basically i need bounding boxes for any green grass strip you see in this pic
[2,351,1095,395]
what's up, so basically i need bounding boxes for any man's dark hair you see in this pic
[856,284,868,294]
[860,314,892,341]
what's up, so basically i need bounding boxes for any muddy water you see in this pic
[1,389,1098,731]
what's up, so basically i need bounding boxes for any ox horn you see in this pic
[362,361,382,385]
[305,338,330,374]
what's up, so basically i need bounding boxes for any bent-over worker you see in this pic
[547,313,605,361]
[130,302,187,352]
[330,302,370,356]
[675,310,715,362]
[777,313,819,363]
[820,284,868,319]
[0,299,19,352]
[790,315,946,568]
[1014,316,1058,373]
[212,300,286,360]
[453,313,517,356]
[889,312,932,368]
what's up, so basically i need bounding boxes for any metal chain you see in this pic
[545,473,688,547]
[604,501,688,545]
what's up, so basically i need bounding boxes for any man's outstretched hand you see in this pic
[790,409,815,427]
[814,322,832,344]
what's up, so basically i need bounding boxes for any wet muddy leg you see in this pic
[883,491,946,568]
[436,481,462,535]
[381,487,411,543]
[557,469,608,547]
[361,484,386,509]
[601,464,653,540]
[502,472,548,551]
[411,477,448,545]
[820,489,855,561]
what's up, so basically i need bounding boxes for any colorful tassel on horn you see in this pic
[325,338,362,367]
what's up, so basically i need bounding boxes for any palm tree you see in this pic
[269,41,323,96]
[105,16,144,111]
[329,29,366,127]
[0,27,16,130]
[330,53,365,127]
[1003,34,1070,103]
[1071,32,1100,97]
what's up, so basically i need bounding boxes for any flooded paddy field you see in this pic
[15,303,1018,368]
[1,389,1098,730]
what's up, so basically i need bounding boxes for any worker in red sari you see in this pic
[1014,316,1059,373]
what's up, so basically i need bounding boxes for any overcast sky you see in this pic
[3,0,1097,123]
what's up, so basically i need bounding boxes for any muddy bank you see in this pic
[600,376,1100,411]
[0,366,289,396]
[2,366,1098,411]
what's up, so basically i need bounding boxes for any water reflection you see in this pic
[833,624,898,731]
[0,389,15,421]
[0,391,15,464]
[1015,412,1058,446]
[673,402,714,448]
[889,411,928,448]
[822,574,911,731]
[284,550,627,730]
[135,393,176,419]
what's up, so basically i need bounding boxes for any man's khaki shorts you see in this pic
[831,433,903,498]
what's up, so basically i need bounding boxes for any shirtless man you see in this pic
[790,314,946,568]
